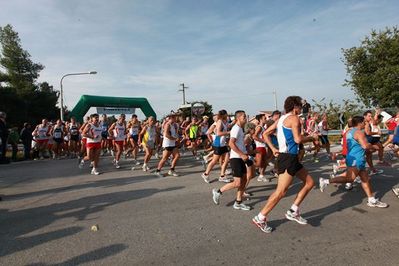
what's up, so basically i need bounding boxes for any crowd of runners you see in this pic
[1,95,399,232]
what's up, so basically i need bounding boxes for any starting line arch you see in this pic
[69,95,156,122]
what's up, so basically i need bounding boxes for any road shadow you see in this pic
[0,186,183,258]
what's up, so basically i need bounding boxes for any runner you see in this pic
[319,116,388,208]
[185,116,201,158]
[51,119,65,159]
[156,113,180,177]
[127,114,141,165]
[32,118,51,159]
[318,113,331,159]
[82,114,102,175]
[212,110,252,210]
[108,114,127,169]
[363,110,383,175]
[201,110,231,183]
[199,116,210,149]
[100,114,110,155]
[139,116,157,172]
[68,116,80,158]
[252,114,268,182]
[306,112,320,162]
[79,116,90,159]
[252,96,317,233]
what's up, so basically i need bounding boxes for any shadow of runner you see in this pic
[26,244,128,266]
[0,186,184,257]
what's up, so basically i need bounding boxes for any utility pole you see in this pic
[273,89,278,110]
[179,83,189,105]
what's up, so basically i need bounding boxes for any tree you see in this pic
[342,27,399,108]
[0,24,59,127]
[311,98,363,129]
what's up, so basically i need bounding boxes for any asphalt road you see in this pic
[1,150,398,265]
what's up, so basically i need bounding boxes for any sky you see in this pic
[0,0,398,118]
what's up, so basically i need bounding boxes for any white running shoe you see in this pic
[257,175,268,182]
[212,189,221,205]
[367,199,388,208]
[369,169,384,176]
[285,210,308,225]
[168,170,179,177]
[392,187,399,197]
[233,202,251,211]
[91,168,100,175]
[345,183,353,190]
[115,162,121,169]
[78,159,85,169]
[354,176,361,184]
[110,150,115,157]
[252,216,273,233]
[319,178,328,192]
[332,164,339,175]
[218,176,232,183]
[155,171,163,177]
[90,161,94,168]
[142,164,148,172]
[135,160,141,166]
[201,173,210,183]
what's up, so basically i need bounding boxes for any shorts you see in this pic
[87,142,101,149]
[201,135,207,141]
[346,155,366,170]
[164,146,176,152]
[366,136,380,144]
[82,138,87,146]
[213,146,229,156]
[230,158,247,177]
[277,153,303,176]
[256,147,267,156]
[130,135,139,143]
[320,135,329,145]
[70,135,79,142]
[36,139,48,144]
[114,140,124,147]
[54,138,63,144]
[387,130,394,135]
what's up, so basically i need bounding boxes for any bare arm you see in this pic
[364,122,372,135]
[216,121,229,136]
[355,130,373,150]
[252,126,264,143]
[164,123,176,140]
[108,123,116,137]
[263,120,279,155]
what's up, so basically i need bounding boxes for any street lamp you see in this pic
[60,71,97,121]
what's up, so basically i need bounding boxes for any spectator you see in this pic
[20,122,33,160]
[8,127,20,161]
[302,99,311,130]
[0,111,10,164]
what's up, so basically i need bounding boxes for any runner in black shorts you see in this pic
[252,96,318,233]
[212,110,252,211]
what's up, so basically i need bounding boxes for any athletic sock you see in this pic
[171,167,175,171]
[368,196,376,203]
[290,204,299,214]
[235,200,242,204]
[156,169,160,172]
[257,213,266,221]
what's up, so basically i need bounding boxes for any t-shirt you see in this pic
[229,124,246,159]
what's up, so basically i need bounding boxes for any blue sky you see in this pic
[0,0,398,117]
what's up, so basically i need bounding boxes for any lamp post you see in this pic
[60,71,97,121]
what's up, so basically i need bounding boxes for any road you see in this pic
[1,150,398,265]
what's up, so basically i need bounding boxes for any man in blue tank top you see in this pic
[252,96,319,233]
[319,116,388,208]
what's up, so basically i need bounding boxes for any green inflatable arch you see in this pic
[69,95,156,122]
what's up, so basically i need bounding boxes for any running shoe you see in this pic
[115,162,121,169]
[91,168,100,175]
[168,170,179,177]
[78,159,85,169]
[219,176,232,183]
[131,166,136,171]
[345,183,353,190]
[233,202,251,211]
[155,153,160,159]
[354,176,361,184]
[332,164,339,175]
[155,171,163,177]
[319,177,328,192]
[367,199,388,208]
[313,157,319,163]
[201,160,207,170]
[369,169,384,176]
[212,188,221,205]
[134,160,141,165]
[252,216,273,233]
[142,164,148,172]
[201,173,210,183]
[257,175,268,182]
[285,210,308,225]
[270,170,278,178]
[392,187,399,197]
[90,161,94,168]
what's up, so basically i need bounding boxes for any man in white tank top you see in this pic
[81,114,102,175]
[156,113,180,177]
[252,96,318,233]
[108,114,127,169]
[32,119,51,159]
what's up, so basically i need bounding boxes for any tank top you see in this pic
[254,125,266,148]
[306,119,317,134]
[70,123,79,136]
[114,123,126,141]
[346,128,364,159]
[37,125,49,140]
[371,124,380,137]
[87,124,103,143]
[53,126,63,139]
[129,123,140,136]
[163,123,178,147]
[318,121,328,135]
[277,114,299,155]
[213,121,228,147]
[100,121,108,133]
[189,124,199,139]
